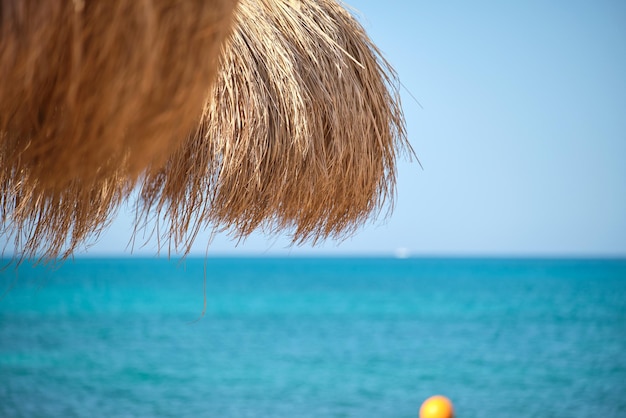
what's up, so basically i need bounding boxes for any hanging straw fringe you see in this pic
[1,0,412,261]
[136,0,411,254]
[1,0,238,261]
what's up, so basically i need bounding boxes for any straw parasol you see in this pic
[1,0,238,260]
[135,0,411,254]
[0,0,237,188]
[1,0,412,261]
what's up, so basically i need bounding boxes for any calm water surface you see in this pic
[1,257,625,417]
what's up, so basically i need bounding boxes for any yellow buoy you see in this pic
[419,395,455,418]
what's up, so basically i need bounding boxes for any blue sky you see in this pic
[93,0,625,257]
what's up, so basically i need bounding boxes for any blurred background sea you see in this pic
[1,257,625,417]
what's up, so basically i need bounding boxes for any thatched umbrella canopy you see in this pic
[0,0,237,188]
[136,0,411,253]
[1,0,411,261]
[1,0,238,260]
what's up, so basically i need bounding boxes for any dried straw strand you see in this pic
[1,0,238,261]
[137,0,412,253]
[0,0,237,188]
[2,0,412,261]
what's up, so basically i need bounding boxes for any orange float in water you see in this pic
[419,395,455,418]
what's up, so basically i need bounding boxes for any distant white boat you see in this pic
[394,247,411,259]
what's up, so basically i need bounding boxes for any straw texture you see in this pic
[0,0,237,188]
[0,169,130,260]
[1,0,411,260]
[1,0,238,261]
[136,0,411,253]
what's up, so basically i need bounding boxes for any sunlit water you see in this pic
[1,257,625,417]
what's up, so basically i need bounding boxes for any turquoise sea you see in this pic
[1,257,625,417]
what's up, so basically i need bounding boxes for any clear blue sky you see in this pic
[93,0,625,257]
